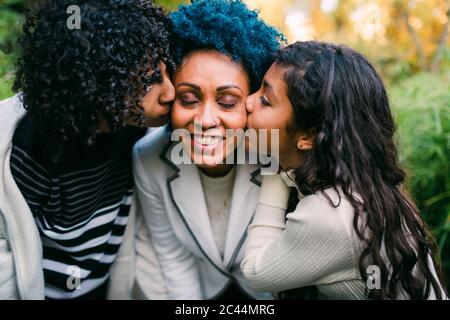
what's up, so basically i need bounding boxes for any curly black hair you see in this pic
[170,0,285,92]
[13,0,174,162]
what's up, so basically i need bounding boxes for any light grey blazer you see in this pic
[131,126,272,300]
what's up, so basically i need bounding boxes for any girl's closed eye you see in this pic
[259,95,271,106]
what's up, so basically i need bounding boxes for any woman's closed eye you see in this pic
[218,95,239,109]
[177,92,199,106]
[181,99,199,106]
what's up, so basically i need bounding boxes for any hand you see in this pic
[259,174,290,210]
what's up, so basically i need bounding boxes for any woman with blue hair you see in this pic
[117,0,284,299]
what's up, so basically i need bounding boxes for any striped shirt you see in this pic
[10,116,145,299]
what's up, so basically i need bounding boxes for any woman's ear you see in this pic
[296,129,315,151]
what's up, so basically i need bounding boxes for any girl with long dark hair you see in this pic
[241,41,448,299]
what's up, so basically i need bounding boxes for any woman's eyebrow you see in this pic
[176,82,201,91]
[216,85,243,93]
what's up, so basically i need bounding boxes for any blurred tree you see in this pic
[387,0,449,73]
[0,0,24,98]
[282,0,449,81]
[0,0,27,12]
[246,0,294,32]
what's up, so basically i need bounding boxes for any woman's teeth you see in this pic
[194,135,221,145]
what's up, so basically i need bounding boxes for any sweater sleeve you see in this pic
[241,190,358,293]
[0,222,19,299]
[106,193,137,300]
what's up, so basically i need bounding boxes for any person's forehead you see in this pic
[174,51,249,89]
[266,63,288,81]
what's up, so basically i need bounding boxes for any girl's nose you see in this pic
[159,71,175,105]
[246,94,255,114]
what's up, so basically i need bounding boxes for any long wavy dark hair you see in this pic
[275,41,447,299]
[13,0,174,163]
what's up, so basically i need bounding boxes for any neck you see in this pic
[199,164,234,178]
[279,153,304,172]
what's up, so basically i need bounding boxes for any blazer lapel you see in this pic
[223,165,261,268]
[161,142,228,274]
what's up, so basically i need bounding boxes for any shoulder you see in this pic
[0,94,26,150]
[132,126,174,184]
[0,93,25,121]
[288,187,357,240]
[0,93,22,108]
[133,126,171,165]
[293,186,354,214]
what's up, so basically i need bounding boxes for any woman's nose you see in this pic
[197,104,218,129]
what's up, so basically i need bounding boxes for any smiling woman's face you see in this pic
[171,50,250,176]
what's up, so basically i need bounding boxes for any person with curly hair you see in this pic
[121,0,284,299]
[0,0,175,299]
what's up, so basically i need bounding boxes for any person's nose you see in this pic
[197,103,218,130]
[159,72,175,105]
[246,93,255,114]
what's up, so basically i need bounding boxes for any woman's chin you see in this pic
[188,140,226,166]
[190,154,224,168]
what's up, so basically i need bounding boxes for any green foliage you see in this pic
[0,7,23,99]
[0,75,13,99]
[390,70,450,276]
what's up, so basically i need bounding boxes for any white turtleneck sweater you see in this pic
[199,167,236,257]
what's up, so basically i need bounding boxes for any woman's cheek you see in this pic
[228,106,248,129]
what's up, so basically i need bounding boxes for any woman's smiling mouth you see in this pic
[191,134,224,152]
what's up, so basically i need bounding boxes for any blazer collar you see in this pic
[160,142,261,272]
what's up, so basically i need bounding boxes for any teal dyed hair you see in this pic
[170,0,286,91]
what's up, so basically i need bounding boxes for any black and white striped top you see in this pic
[10,116,145,299]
